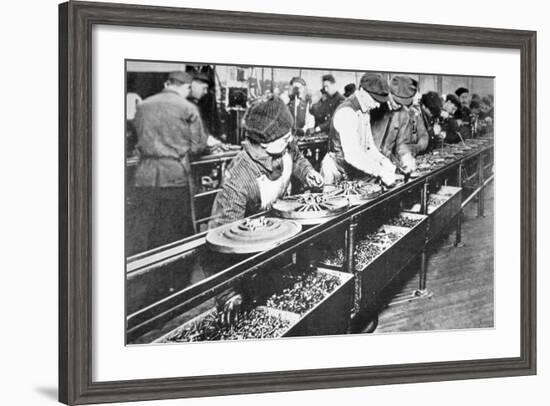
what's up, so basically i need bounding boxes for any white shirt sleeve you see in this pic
[333,107,386,177]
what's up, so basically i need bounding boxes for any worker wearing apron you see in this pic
[207,95,324,322]
[208,95,323,229]
[321,73,397,186]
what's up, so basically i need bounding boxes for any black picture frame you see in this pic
[59,1,537,404]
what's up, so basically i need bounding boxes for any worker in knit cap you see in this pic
[208,95,323,229]
[208,95,323,324]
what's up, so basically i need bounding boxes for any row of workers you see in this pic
[207,73,493,319]
[129,70,493,254]
[208,73,494,228]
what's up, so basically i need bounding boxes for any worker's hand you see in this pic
[378,159,397,187]
[400,154,417,174]
[207,135,222,147]
[306,170,324,189]
[387,95,400,111]
[379,170,397,187]
[220,294,243,326]
[440,110,450,119]
[433,122,442,136]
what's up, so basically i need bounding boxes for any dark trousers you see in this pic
[127,186,193,256]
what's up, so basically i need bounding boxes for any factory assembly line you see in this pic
[126,136,493,344]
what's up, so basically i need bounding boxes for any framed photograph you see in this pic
[59,1,536,404]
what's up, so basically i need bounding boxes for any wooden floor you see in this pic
[371,186,494,333]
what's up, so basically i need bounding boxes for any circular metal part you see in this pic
[323,180,383,206]
[271,193,350,225]
[457,144,474,152]
[206,216,302,254]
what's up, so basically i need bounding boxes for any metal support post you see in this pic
[344,216,360,314]
[455,163,464,247]
[390,181,434,306]
[415,181,430,296]
[477,154,485,217]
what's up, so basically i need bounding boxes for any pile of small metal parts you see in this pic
[353,229,404,268]
[271,192,350,225]
[386,215,421,228]
[353,240,384,269]
[322,228,404,269]
[415,158,441,172]
[415,146,464,173]
[241,216,270,231]
[265,271,341,314]
[362,229,404,247]
[324,180,383,203]
[415,140,494,174]
[165,308,291,342]
[322,249,345,267]
[428,195,447,208]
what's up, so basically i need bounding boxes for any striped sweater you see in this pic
[208,140,313,229]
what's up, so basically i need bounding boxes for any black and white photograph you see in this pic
[125,59,495,344]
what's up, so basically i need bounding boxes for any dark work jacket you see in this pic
[288,96,310,132]
[310,100,327,128]
[406,106,430,156]
[441,117,462,144]
[371,108,413,164]
[455,106,472,140]
[317,92,345,133]
[416,106,438,152]
[134,89,208,187]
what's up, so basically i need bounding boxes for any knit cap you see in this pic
[243,96,294,143]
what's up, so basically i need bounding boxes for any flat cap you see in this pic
[290,76,306,86]
[455,87,469,97]
[167,71,193,84]
[390,75,418,107]
[192,72,212,85]
[321,74,336,83]
[359,73,389,103]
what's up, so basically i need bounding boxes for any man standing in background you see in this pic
[188,72,211,104]
[455,87,471,119]
[308,74,345,135]
[287,76,315,136]
[454,87,472,139]
[132,71,208,253]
